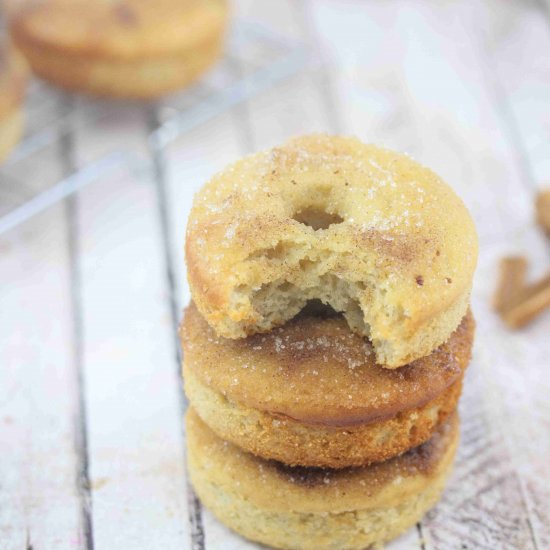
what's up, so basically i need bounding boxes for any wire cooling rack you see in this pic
[0,20,309,236]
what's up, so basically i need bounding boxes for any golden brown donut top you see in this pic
[181,303,474,426]
[187,408,459,513]
[10,0,227,60]
[0,46,27,117]
[185,134,478,367]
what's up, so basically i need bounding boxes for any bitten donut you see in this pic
[10,0,227,99]
[0,46,26,163]
[186,134,478,367]
[187,408,459,550]
[181,302,473,468]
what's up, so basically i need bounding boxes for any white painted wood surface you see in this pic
[1,1,549,549]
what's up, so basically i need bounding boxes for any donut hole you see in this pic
[292,207,344,230]
[297,299,339,319]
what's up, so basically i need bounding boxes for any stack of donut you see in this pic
[182,134,478,549]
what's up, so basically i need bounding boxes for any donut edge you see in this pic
[187,408,459,550]
[184,363,463,468]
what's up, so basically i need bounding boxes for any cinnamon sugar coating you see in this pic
[187,408,459,549]
[181,304,473,467]
[186,134,478,366]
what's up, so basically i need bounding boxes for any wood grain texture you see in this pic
[1,1,549,548]
[311,1,549,548]
[159,60,253,550]
[75,166,191,548]
[0,190,84,547]
[474,2,550,546]
[476,0,550,192]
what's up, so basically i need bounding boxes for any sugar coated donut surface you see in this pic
[186,134,478,367]
[187,408,459,550]
[182,303,473,467]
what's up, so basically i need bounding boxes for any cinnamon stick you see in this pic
[536,189,550,236]
[501,272,550,329]
[493,256,528,313]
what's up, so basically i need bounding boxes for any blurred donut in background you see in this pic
[9,0,228,99]
[0,45,27,164]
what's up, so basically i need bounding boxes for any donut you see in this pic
[0,46,26,163]
[181,302,473,468]
[10,0,227,99]
[187,407,459,550]
[186,134,478,367]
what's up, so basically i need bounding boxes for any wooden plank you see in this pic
[0,166,84,547]
[158,112,245,312]
[311,0,533,246]
[310,1,546,548]
[475,0,550,191]
[441,236,550,550]
[161,93,248,550]
[66,95,196,547]
[231,0,337,150]
[69,122,191,549]
[0,95,92,549]
[468,2,550,547]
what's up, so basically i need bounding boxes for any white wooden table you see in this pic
[1,1,549,549]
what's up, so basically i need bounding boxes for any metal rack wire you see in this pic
[0,19,310,236]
